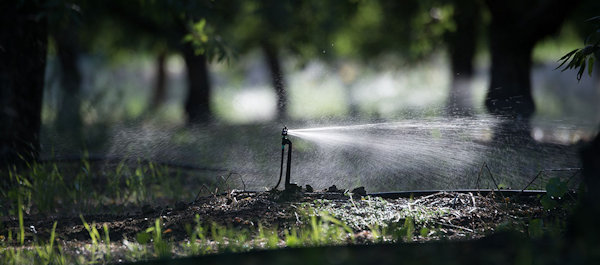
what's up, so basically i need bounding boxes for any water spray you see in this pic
[273,126,298,192]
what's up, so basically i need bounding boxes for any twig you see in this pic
[348,192,358,209]
[476,164,484,192]
[521,168,582,192]
[451,193,459,208]
[194,184,214,202]
[434,221,474,233]
[225,172,247,192]
[521,171,544,192]
[469,192,476,208]
[237,173,246,191]
[483,163,501,192]
[221,174,232,194]
[478,162,506,201]
[412,192,445,204]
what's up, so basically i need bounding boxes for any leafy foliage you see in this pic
[540,177,569,210]
[556,16,600,80]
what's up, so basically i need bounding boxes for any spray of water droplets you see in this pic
[284,116,580,191]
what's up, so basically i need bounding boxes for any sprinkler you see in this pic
[274,126,298,192]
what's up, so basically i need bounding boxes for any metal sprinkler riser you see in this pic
[274,126,298,192]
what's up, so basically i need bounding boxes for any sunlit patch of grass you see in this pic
[80,215,112,263]
[0,222,70,265]
[300,196,448,232]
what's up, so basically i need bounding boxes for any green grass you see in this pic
[0,158,228,217]
[0,201,449,264]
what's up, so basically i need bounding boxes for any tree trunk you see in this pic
[568,130,600,246]
[55,25,82,135]
[484,0,578,141]
[485,18,538,142]
[582,131,600,201]
[262,41,287,121]
[485,41,535,119]
[151,51,167,110]
[446,0,480,116]
[595,56,600,124]
[0,2,47,168]
[182,44,211,124]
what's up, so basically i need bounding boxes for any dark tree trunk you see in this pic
[151,51,168,110]
[486,40,535,119]
[582,132,600,201]
[484,0,579,140]
[567,131,600,248]
[0,2,47,168]
[182,44,211,124]
[261,41,287,121]
[55,25,82,135]
[446,0,480,116]
[594,51,600,95]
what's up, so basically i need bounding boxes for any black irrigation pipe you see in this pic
[368,189,547,199]
[219,189,548,199]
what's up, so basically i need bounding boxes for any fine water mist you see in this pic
[285,117,493,191]
[282,116,582,191]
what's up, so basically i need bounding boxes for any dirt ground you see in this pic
[1,188,560,245]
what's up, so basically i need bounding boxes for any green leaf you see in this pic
[50,221,58,249]
[577,60,586,80]
[558,48,578,61]
[545,177,568,198]
[403,216,415,241]
[194,19,206,31]
[588,57,595,77]
[136,232,151,244]
[154,240,171,258]
[558,50,579,71]
[420,227,430,237]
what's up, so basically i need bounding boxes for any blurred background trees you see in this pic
[1,0,599,167]
[1,1,48,168]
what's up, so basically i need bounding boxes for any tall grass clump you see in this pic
[0,157,192,217]
[80,215,113,263]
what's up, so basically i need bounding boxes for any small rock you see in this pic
[305,185,314,192]
[328,185,340,192]
[352,186,367,196]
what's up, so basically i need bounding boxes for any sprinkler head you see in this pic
[282,126,288,136]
